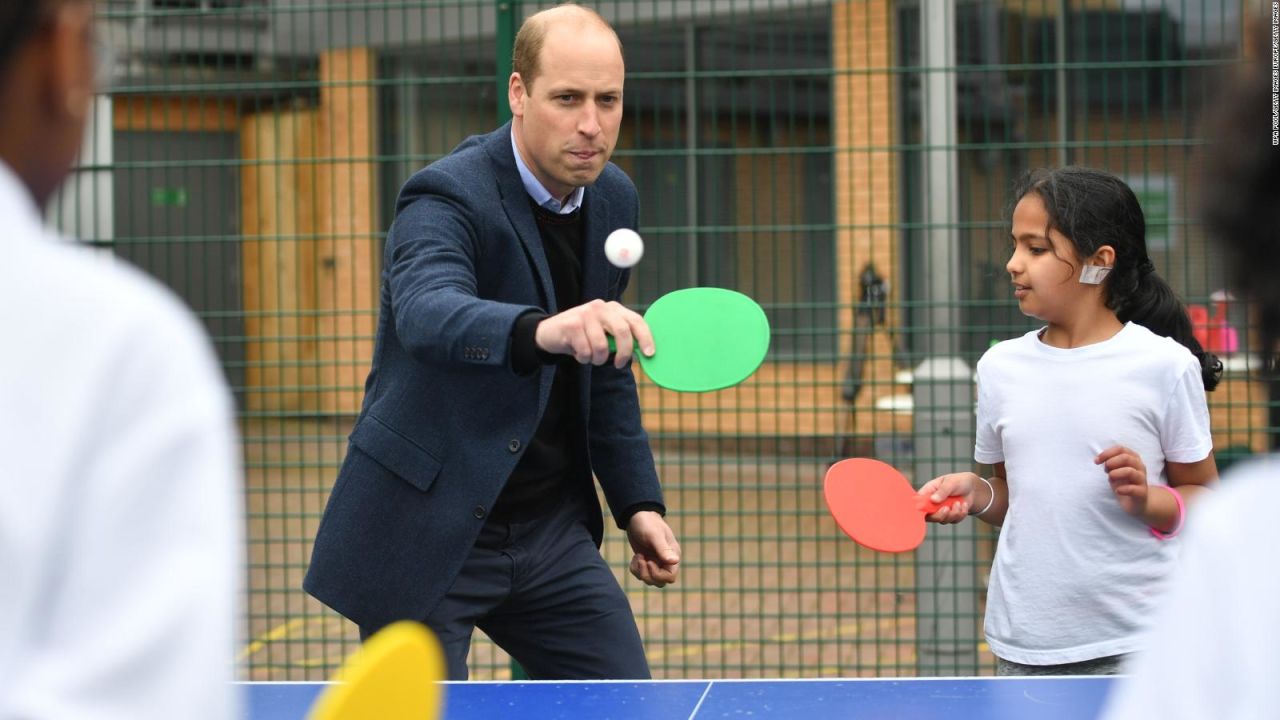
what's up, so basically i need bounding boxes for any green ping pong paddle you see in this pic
[609,287,770,393]
[823,458,965,553]
[307,621,446,720]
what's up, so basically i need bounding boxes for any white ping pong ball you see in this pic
[604,228,644,269]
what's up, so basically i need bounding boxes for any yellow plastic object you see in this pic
[306,621,446,720]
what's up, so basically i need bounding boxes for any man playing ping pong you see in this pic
[304,3,681,681]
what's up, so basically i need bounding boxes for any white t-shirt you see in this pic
[975,323,1213,665]
[1101,456,1278,720]
[0,163,242,719]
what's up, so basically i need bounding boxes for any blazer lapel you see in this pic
[487,125,557,313]
[581,185,612,302]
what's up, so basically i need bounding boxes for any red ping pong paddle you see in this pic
[823,458,964,553]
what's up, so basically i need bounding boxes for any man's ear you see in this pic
[508,72,526,119]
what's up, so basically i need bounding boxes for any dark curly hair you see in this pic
[1010,166,1221,391]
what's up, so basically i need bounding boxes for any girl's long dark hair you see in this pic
[1011,166,1221,391]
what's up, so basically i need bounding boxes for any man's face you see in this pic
[508,22,624,202]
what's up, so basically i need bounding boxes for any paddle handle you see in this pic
[606,335,641,353]
[914,495,966,515]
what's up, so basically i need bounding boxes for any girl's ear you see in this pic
[1078,245,1116,285]
[1089,245,1116,268]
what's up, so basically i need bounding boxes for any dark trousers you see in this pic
[362,494,650,681]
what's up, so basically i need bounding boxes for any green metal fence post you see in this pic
[497,0,522,680]
[495,0,520,125]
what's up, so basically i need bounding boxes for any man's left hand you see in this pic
[626,511,681,588]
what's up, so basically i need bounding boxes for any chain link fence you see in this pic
[60,0,1265,680]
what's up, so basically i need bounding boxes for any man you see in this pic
[304,3,680,680]
[0,1,242,717]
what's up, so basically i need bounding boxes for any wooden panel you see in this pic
[832,0,901,418]
[239,47,378,415]
[636,362,912,439]
[316,47,378,415]
[241,110,320,413]
[637,362,1263,459]
[1208,375,1270,455]
[114,96,238,132]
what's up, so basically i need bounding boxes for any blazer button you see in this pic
[508,439,521,453]
[473,505,486,519]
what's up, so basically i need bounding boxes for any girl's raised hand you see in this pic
[917,472,979,524]
[1096,445,1149,517]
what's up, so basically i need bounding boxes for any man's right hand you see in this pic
[534,299,655,368]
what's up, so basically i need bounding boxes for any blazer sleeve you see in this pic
[585,174,665,527]
[385,166,541,371]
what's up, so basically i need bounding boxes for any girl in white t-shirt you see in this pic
[918,166,1220,676]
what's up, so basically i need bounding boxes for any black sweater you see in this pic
[489,203,587,522]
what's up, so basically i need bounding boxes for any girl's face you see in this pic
[1006,194,1085,323]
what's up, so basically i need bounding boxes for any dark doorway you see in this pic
[113,130,244,406]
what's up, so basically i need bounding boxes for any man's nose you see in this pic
[578,106,601,136]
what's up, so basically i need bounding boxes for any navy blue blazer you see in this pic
[303,124,664,629]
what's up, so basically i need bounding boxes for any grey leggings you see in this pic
[996,654,1128,676]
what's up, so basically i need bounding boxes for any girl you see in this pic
[919,166,1220,676]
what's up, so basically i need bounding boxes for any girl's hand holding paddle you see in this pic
[917,473,981,524]
[1095,445,1149,517]
[823,459,967,552]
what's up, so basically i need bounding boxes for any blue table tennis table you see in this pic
[244,676,1116,719]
